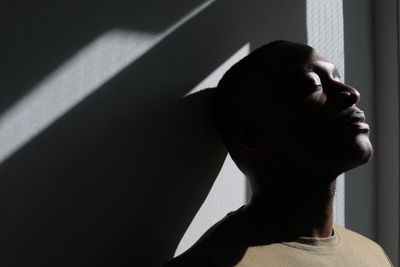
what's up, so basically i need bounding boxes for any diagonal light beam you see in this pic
[0,0,216,163]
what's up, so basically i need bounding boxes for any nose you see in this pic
[335,82,360,107]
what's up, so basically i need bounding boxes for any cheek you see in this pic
[304,91,328,108]
[289,113,332,149]
[291,107,328,132]
[265,97,330,143]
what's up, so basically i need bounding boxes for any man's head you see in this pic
[215,40,373,181]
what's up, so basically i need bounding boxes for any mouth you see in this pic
[339,109,370,133]
[345,121,370,133]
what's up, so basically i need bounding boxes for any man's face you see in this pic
[258,43,373,174]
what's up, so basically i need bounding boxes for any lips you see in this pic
[347,112,365,123]
[337,109,370,133]
[345,121,370,133]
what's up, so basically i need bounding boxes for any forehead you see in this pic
[253,43,340,101]
[303,51,340,78]
[263,44,340,83]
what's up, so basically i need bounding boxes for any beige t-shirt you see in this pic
[234,224,393,266]
[166,209,393,266]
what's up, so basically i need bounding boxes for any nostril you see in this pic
[339,91,352,97]
[337,90,360,106]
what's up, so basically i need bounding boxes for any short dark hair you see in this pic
[214,40,288,149]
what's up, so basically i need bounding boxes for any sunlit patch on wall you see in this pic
[0,29,155,163]
[175,43,250,256]
[185,43,250,96]
[0,0,216,164]
[307,0,345,227]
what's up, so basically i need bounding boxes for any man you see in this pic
[166,41,393,266]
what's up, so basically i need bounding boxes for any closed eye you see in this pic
[303,72,323,93]
[304,62,341,80]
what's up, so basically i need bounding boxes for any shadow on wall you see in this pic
[0,0,206,115]
[0,0,306,266]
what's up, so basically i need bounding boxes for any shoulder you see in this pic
[334,224,393,265]
[334,224,380,248]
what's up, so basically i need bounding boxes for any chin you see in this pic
[341,134,373,171]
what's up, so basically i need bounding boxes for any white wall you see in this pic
[343,0,376,241]
[7,0,390,265]
[0,1,307,266]
[373,0,400,265]
[0,1,357,265]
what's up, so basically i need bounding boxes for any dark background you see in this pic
[0,1,330,265]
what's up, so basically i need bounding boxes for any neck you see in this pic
[245,170,338,239]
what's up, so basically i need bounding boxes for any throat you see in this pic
[246,178,336,239]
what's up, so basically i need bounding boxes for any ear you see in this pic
[236,119,268,151]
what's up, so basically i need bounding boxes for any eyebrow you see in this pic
[303,62,341,79]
